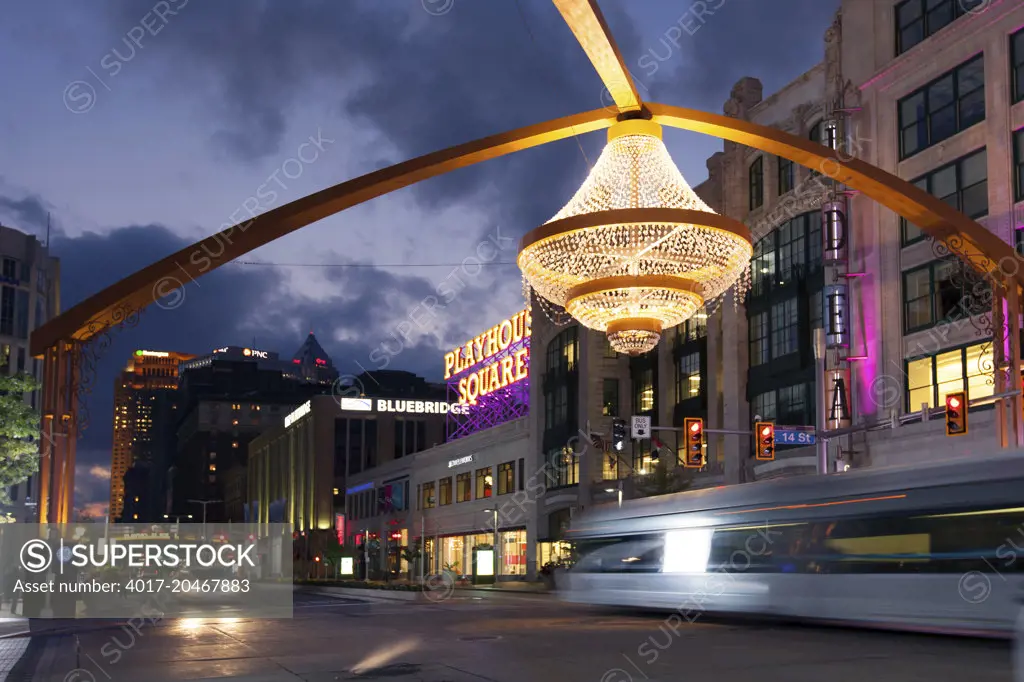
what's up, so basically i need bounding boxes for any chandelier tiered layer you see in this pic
[517,118,753,355]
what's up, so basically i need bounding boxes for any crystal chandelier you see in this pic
[518,118,753,355]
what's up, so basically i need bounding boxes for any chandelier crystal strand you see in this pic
[517,118,752,355]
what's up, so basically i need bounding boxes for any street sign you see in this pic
[775,426,816,445]
[631,415,651,440]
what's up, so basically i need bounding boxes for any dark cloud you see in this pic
[638,0,839,111]
[0,188,51,237]
[41,214,503,505]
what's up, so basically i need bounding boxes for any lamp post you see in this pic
[188,500,221,539]
[483,508,499,579]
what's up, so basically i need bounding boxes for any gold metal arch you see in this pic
[32,0,1023,522]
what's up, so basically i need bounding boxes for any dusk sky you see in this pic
[0,0,839,516]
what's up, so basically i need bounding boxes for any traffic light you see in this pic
[755,422,775,461]
[683,418,704,468]
[612,418,627,452]
[945,392,967,436]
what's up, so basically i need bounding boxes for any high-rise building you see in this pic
[0,224,58,523]
[110,349,194,521]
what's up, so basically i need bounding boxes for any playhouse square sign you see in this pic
[444,309,531,406]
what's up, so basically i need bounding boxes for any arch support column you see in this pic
[38,340,78,524]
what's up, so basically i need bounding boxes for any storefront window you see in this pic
[538,540,574,568]
[500,529,528,576]
[476,467,493,498]
[441,535,464,574]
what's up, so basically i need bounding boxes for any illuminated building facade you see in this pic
[444,308,531,440]
[247,373,447,542]
[110,349,194,521]
[0,224,58,523]
[693,1,1024,477]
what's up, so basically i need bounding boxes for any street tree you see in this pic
[0,373,41,504]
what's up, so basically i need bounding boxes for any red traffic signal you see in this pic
[682,418,704,468]
[389,531,402,540]
[945,391,968,436]
[755,421,775,461]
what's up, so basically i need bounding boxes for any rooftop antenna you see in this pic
[45,212,51,248]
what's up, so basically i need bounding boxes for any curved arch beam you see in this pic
[29,108,619,356]
[647,102,1020,290]
[31,102,1019,356]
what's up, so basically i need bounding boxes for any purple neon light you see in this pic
[445,335,530,441]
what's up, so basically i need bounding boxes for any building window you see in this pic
[439,477,452,506]
[456,472,472,502]
[896,0,986,55]
[675,352,701,402]
[809,290,823,330]
[546,327,578,374]
[751,235,775,297]
[777,157,794,195]
[422,481,435,509]
[0,287,14,336]
[770,298,799,358]
[776,216,806,286]
[633,367,654,413]
[902,259,987,333]
[681,309,707,342]
[809,120,822,146]
[518,458,525,491]
[752,384,812,427]
[475,467,493,499]
[749,157,764,210]
[545,384,569,430]
[1015,128,1024,203]
[497,461,514,495]
[901,148,987,245]
[548,448,579,488]
[1014,29,1024,104]
[749,312,769,367]
[905,341,993,410]
[898,56,985,159]
[15,291,28,339]
[602,378,619,417]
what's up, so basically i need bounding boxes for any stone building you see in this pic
[696,0,1024,477]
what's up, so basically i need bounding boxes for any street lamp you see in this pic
[188,500,221,539]
[483,508,500,578]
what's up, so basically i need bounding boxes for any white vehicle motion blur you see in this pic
[562,452,1024,638]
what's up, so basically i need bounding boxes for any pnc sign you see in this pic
[243,348,269,359]
[444,309,531,406]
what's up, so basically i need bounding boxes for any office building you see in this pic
[249,376,449,574]
[0,224,58,523]
[110,349,194,521]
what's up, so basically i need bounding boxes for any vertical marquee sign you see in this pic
[443,309,531,441]
[820,192,852,431]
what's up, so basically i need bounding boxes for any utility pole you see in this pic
[188,499,221,539]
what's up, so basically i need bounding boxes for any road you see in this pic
[0,590,1014,681]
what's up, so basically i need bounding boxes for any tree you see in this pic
[634,459,693,498]
[0,373,41,504]
[400,540,422,581]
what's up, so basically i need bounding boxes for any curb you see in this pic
[306,587,428,602]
